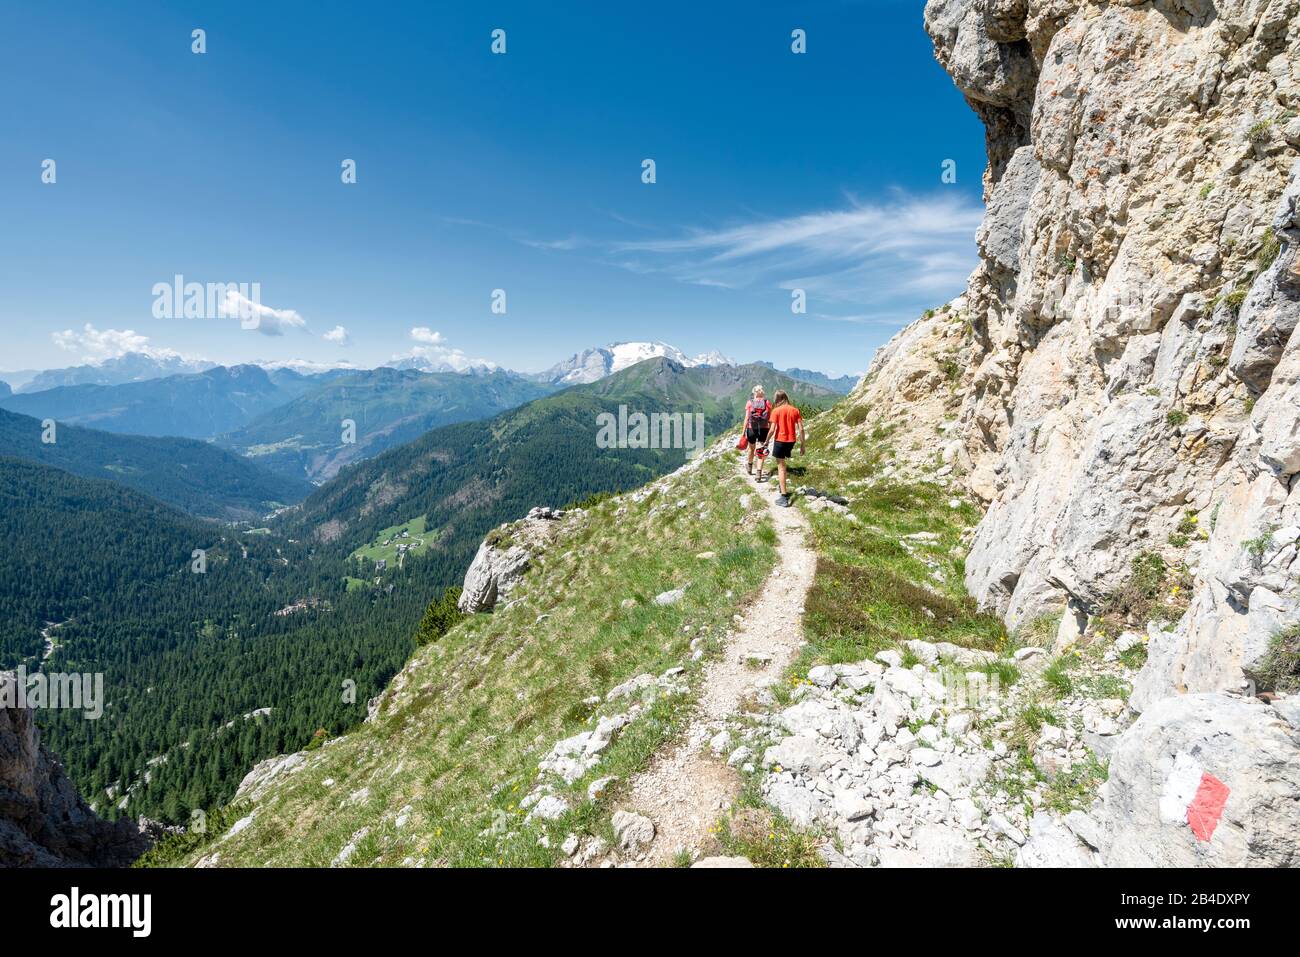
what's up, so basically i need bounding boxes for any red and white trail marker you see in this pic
[1159,751,1229,842]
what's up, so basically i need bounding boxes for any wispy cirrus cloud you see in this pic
[445,191,983,328]
[610,191,982,318]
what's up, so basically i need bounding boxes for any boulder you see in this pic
[1099,693,1300,867]
[611,810,656,852]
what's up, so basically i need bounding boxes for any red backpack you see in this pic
[748,399,770,431]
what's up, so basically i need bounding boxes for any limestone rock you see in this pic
[1016,811,1097,868]
[458,539,531,613]
[611,810,655,852]
[0,672,149,867]
[1099,693,1300,867]
[459,512,564,612]
[653,587,686,606]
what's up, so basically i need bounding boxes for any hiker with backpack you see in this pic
[743,385,772,481]
[764,390,805,507]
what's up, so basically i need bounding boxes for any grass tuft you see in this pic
[1254,624,1300,694]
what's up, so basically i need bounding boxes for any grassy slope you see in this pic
[167,450,777,867]
[781,401,1006,687]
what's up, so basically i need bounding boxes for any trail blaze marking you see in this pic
[1160,751,1229,842]
[1187,772,1229,842]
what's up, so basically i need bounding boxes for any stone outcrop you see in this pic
[1,672,149,867]
[824,0,1300,866]
[458,507,566,613]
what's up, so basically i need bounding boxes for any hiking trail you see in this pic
[614,450,817,866]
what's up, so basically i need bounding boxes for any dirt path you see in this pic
[618,452,816,865]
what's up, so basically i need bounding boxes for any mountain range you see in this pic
[217,368,554,482]
[0,407,310,521]
[0,365,345,439]
[10,352,218,393]
[2,343,846,486]
[284,357,834,591]
[532,341,736,385]
[761,364,859,394]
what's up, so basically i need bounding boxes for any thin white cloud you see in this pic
[52,324,193,363]
[519,236,585,251]
[323,325,350,345]
[222,290,307,337]
[611,192,983,309]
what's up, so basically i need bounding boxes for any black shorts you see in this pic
[772,440,796,459]
[746,427,769,444]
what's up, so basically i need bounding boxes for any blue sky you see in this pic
[1,0,986,378]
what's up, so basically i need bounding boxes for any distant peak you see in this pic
[536,341,736,385]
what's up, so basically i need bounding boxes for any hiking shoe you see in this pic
[776,495,790,507]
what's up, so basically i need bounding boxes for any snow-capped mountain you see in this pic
[17,352,218,394]
[250,357,363,375]
[535,341,736,385]
[385,354,501,375]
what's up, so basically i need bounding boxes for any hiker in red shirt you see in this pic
[765,390,804,506]
[742,385,772,481]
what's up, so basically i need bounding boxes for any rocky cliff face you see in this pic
[835,0,1300,864]
[1,673,149,867]
[926,0,1299,636]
